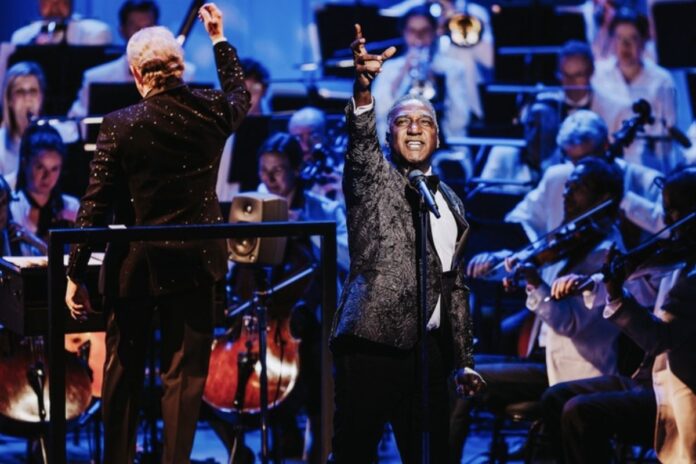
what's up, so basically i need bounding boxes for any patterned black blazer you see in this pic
[330,101,474,369]
[67,41,250,298]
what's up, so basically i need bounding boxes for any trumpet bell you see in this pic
[447,13,484,47]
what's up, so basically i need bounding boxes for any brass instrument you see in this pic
[408,46,437,101]
[434,0,484,48]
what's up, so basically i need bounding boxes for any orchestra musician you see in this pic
[11,0,112,46]
[0,62,46,190]
[372,5,481,145]
[451,157,626,462]
[64,4,251,463]
[9,123,78,256]
[541,166,696,464]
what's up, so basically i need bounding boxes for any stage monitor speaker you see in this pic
[228,192,288,266]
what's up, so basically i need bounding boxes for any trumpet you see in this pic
[433,0,484,47]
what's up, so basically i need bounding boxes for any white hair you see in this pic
[127,26,184,90]
[289,107,326,132]
[556,110,608,152]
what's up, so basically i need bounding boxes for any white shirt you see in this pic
[11,16,112,46]
[505,158,665,241]
[0,128,20,188]
[592,57,682,173]
[525,235,622,386]
[9,190,80,256]
[427,170,458,330]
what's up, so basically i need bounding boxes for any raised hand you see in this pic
[351,23,396,105]
[198,3,224,42]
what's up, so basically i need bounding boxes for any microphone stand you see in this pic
[253,268,271,464]
[416,197,431,464]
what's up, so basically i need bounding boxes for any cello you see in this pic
[203,236,316,418]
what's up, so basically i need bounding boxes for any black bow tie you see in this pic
[426,174,440,192]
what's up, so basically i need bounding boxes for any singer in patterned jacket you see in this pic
[329,24,484,464]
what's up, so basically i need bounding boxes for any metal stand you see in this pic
[27,353,48,464]
[416,200,431,464]
[224,265,316,464]
[253,268,272,464]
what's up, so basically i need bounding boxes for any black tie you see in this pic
[426,174,440,193]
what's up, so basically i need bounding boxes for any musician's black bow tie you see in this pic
[426,174,440,192]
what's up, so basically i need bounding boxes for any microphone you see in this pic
[668,125,692,148]
[408,169,440,219]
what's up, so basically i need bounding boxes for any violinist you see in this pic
[450,157,625,462]
[540,166,696,464]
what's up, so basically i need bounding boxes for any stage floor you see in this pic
[0,414,537,464]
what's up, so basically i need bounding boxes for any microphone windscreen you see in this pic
[408,169,424,183]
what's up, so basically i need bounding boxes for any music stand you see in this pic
[227,116,272,192]
[491,3,585,83]
[315,4,400,78]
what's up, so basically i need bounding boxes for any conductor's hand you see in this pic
[351,23,396,104]
[65,277,92,322]
[198,3,224,43]
[454,367,486,397]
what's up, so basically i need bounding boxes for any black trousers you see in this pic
[330,330,450,464]
[101,285,215,464]
[541,375,656,464]
[449,354,548,463]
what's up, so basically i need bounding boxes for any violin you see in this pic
[546,211,696,302]
[481,199,616,283]
[603,211,696,284]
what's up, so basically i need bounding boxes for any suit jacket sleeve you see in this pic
[66,114,123,282]
[608,270,696,356]
[343,101,392,208]
[213,41,251,132]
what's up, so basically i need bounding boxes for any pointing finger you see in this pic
[354,23,363,41]
[381,46,397,60]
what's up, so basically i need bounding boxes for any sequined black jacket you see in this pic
[67,41,250,297]
[330,102,474,369]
